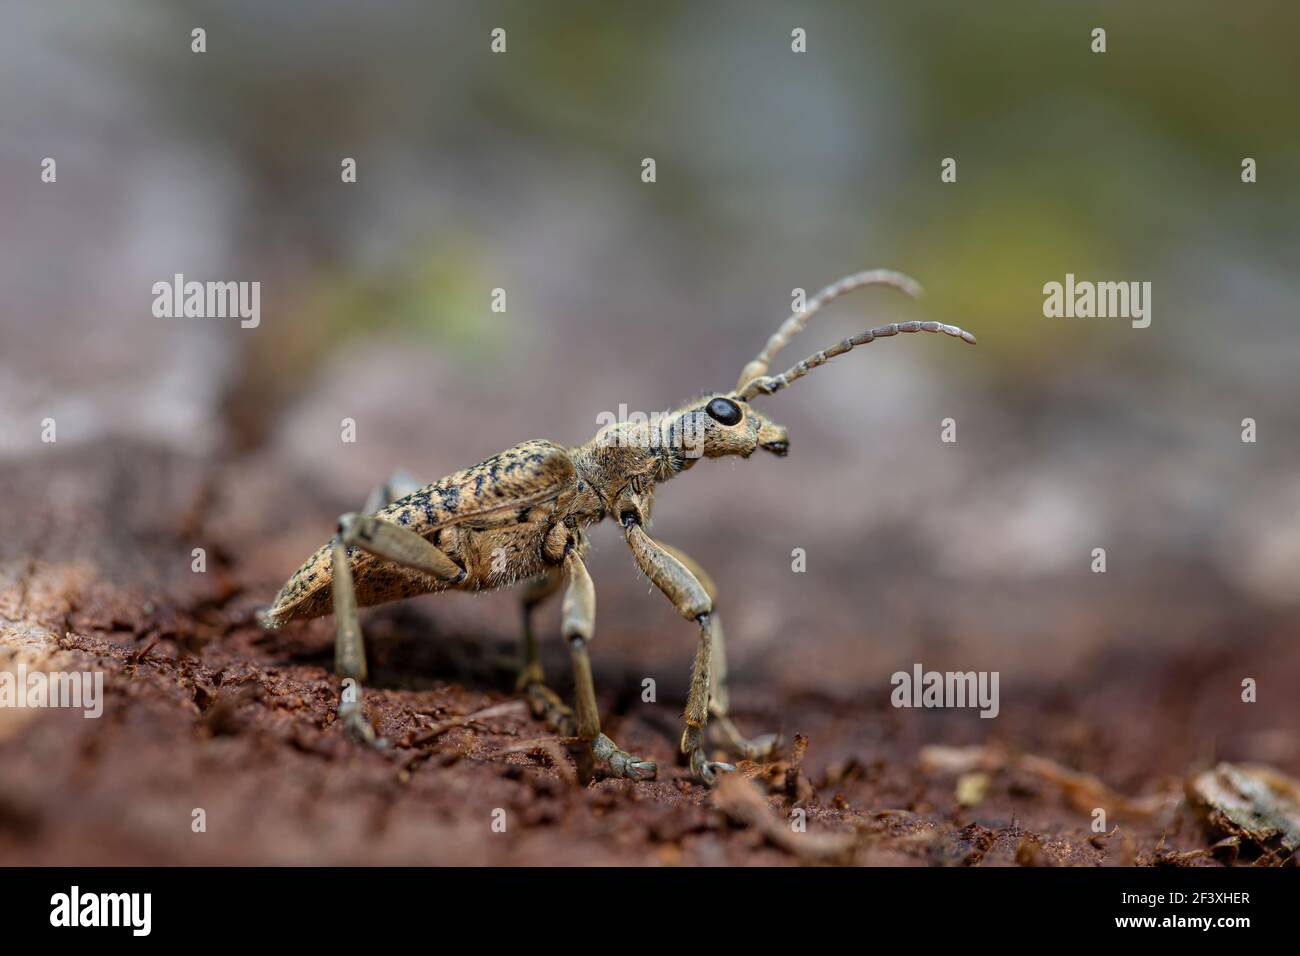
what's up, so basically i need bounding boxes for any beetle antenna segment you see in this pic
[736,320,976,401]
[735,269,924,392]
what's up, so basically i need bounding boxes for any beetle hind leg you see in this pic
[329,537,387,749]
[329,471,462,749]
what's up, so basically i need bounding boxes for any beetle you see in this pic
[259,270,975,783]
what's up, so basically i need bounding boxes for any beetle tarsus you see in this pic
[340,698,389,750]
[594,733,657,781]
[683,724,735,784]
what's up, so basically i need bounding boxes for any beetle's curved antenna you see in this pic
[736,320,976,401]
[735,269,925,392]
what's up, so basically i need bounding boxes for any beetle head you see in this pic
[675,395,788,460]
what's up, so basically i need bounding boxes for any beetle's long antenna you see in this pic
[736,320,976,401]
[735,269,924,392]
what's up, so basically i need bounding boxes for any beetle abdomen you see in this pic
[260,440,577,627]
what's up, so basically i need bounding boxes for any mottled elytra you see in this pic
[259,269,976,784]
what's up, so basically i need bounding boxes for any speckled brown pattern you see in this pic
[263,439,577,625]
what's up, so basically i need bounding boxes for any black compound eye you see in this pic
[705,397,743,426]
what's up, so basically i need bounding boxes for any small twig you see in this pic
[405,700,526,747]
[784,733,810,802]
[713,773,855,862]
[494,735,582,785]
[919,744,1174,816]
[497,734,582,754]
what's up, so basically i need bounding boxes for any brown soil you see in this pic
[2,441,1296,866]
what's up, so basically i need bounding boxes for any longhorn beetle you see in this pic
[259,270,976,783]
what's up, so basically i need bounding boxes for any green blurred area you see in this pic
[121,0,1291,379]
[13,0,1298,407]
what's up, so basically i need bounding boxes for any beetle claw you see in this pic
[689,747,735,785]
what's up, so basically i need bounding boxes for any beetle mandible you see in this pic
[259,270,976,783]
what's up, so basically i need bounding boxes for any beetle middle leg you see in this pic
[561,551,656,781]
[656,541,781,763]
[360,469,423,515]
[515,568,576,736]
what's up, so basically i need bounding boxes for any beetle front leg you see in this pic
[624,523,734,784]
[656,541,781,762]
[680,613,730,783]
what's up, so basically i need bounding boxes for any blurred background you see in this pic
[2,0,1299,804]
